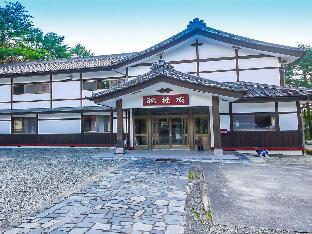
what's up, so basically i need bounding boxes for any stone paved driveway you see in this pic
[4,159,190,234]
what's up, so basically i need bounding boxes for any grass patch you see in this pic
[205,210,213,223]
[188,170,196,180]
[192,209,200,220]
[305,148,312,155]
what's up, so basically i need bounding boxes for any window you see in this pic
[134,118,148,146]
[194,117,209,134]
[12,117,37,134]
[83,79,126,91]
[83,81,97,91]
[13,83,50,95]
[82,115,111,133]
[233,114,276,131]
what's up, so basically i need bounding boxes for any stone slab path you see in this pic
[4,159,190,234]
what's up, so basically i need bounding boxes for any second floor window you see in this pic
[83,79,126,91]
[13,83,50,95]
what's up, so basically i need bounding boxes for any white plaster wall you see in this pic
[278,102,297,112]
[38,119,81,134]
[162,42,196,61]
[0,121,10,134]
[128,66,150,77]
[113,119,117,133]
[83,70,124,79]
[220,115,230,130]
[279,113,298,131]
[52,81,80,99]
[0,78,10,85]
[82,99,98,106]
[13,93,50,102]
[233,102,275,113]
[172,63,197,73]
[239,69,280,85]
[200,71,237,82]
[0,103,11,109]
[199,60,236,71]
[13,75,50,83]
[239,57,280,69]
[39,113,81,119]
[52,73,80,81]
[219,100,229,113]
[52,100,81,108]
[0,85,11,101]
[13,101,50,109]
[200,42,235,58]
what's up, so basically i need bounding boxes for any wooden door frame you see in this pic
[193,113,211,150]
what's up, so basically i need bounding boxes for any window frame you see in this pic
[82,115,111,133]
[13,83,50,95]
[232,113,277,131]
[12,117,38,134]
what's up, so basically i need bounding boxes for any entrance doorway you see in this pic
[152,117,188,148]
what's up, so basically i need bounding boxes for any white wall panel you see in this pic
[52,73,80,81]
[0,103,11,109]
[82,99,98,106]
[13,101,50,109]
[128,66,150,77]
[200,71,237,82]
[239,69,280,85]
[0,85,11,101]
[278,102,297,112]
[199,60,236,71]
[38,119,81,134]
[83,70,124,79]
[233,102,275,113]
[39,113,81,120]
[52,81,80,99]
[279,113,298,131]
[239,57,280,69]
[13,75,50,83]
[52,100,81,108]
[220,115,230,130]
[0,121,11,134]
[200,42,235,58]
[172,63,196,73]
[220,101,229,113]
[162,43,196,61]
[0,115,10,121]
[0,78,10,85]
[13,93,50,102]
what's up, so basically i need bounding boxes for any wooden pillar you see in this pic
[147,109,152,149]
[278,57,285,86]
[212,96,222,154]
[188,108,194,149]
[191,39,203,77]
[115,99,124,154]
[296,101,304,152]
[275,102,280,131]
[235,48,240,82]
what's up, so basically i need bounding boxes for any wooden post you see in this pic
[115,99,124,154]
[235,48,240,82]
[278,57,285,86]
[188,108,194,149]
[212,96,223,154]
[296,101,304,153]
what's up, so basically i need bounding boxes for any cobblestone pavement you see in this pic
[4,159,190,234]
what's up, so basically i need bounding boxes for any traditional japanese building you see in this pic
[0,18,310,154]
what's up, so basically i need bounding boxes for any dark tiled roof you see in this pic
[0,106,111,115]
[92,60,311,101]
[0,18,305,77]
[224,82,311,99]
[91,60,245,99]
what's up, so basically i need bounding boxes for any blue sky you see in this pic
[3,0,312,55]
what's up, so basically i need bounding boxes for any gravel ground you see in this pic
[0,148,123,229]
[245,154,312,167]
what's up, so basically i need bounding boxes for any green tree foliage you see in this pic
[0,1,92,64]
[285,44,312,88]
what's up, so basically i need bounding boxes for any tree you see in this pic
[285,44,312,88]
[0,1,92,63]
[70,43,93,58]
